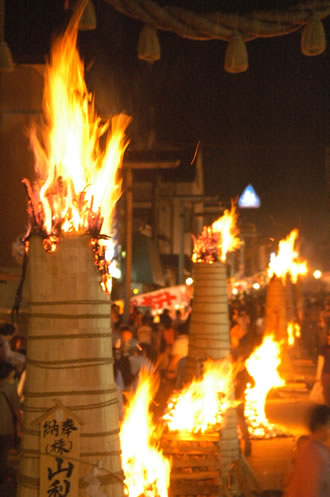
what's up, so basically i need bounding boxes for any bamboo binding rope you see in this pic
[184,262,231,383]
[17,235,123,497]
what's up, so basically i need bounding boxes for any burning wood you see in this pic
[120,365,237,497]
[192,202,240,264]
[120,370,171,497]
[22,11,131,293]
[163,358,235,435]
[244,335,287,439]
[160,433,221,497]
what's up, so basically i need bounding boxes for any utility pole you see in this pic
[124,167,133,323]
[178,199,185,284]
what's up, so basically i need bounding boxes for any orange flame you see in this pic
[120,370,171,497]
[244,335,285,438]
[287,322,301,347]
[192,203,240,264]
[267,229,308,284]
[163,359,234,434]
[23,15,131,290]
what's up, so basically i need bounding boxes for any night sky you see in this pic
[5,1,330,265]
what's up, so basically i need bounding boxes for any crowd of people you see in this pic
[111,304,190,418]
[229,291,330,361]
[110,289,330,411]
[0,324,26,485]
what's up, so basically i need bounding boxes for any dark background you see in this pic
[4,1,330,265]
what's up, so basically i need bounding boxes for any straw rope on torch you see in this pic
[19,236,124,497]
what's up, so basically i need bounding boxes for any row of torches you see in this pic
[22,14,308,497]
[120,224,307,497]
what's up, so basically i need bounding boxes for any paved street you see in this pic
[247,398,311,493]
[246,357,317,494]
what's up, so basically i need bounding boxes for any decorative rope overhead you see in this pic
[104,0,329,72]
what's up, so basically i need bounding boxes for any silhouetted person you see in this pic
[283,404,330,497]
[315,331,330,406]
[231,349,255,457]
[0,361,22,484]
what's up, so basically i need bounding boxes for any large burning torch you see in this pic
[185,202,241,480]
[265,229,308,374]
[186,202,240,381]
[17,3,129,496]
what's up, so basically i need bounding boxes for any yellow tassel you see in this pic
[0,41,13,72]
[224,33,248,74]
[0,0,13,71]
[137,24,161,63]
[301,16,326,56]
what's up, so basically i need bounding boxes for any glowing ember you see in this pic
[22,13,131,292]
[267,229,308,284]
[244,335,285,439]
[120,370,171,497]
[192,202,240,263]
[163,359,235,434]
[287,321,301,347]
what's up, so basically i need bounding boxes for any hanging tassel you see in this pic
[0,41,14,71]
[78,0,96,31]
[137,24,161,63]
[0,0,14,71]
[224,32,248,74]
[301,15,326,56]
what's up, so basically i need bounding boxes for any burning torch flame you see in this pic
[244,335,285,438]
[163,358,235,434]
[287,322,301,347]
[120,370,171,497]
[192,202,240,264]
[22,10,131,291]
[267,229,308,284]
